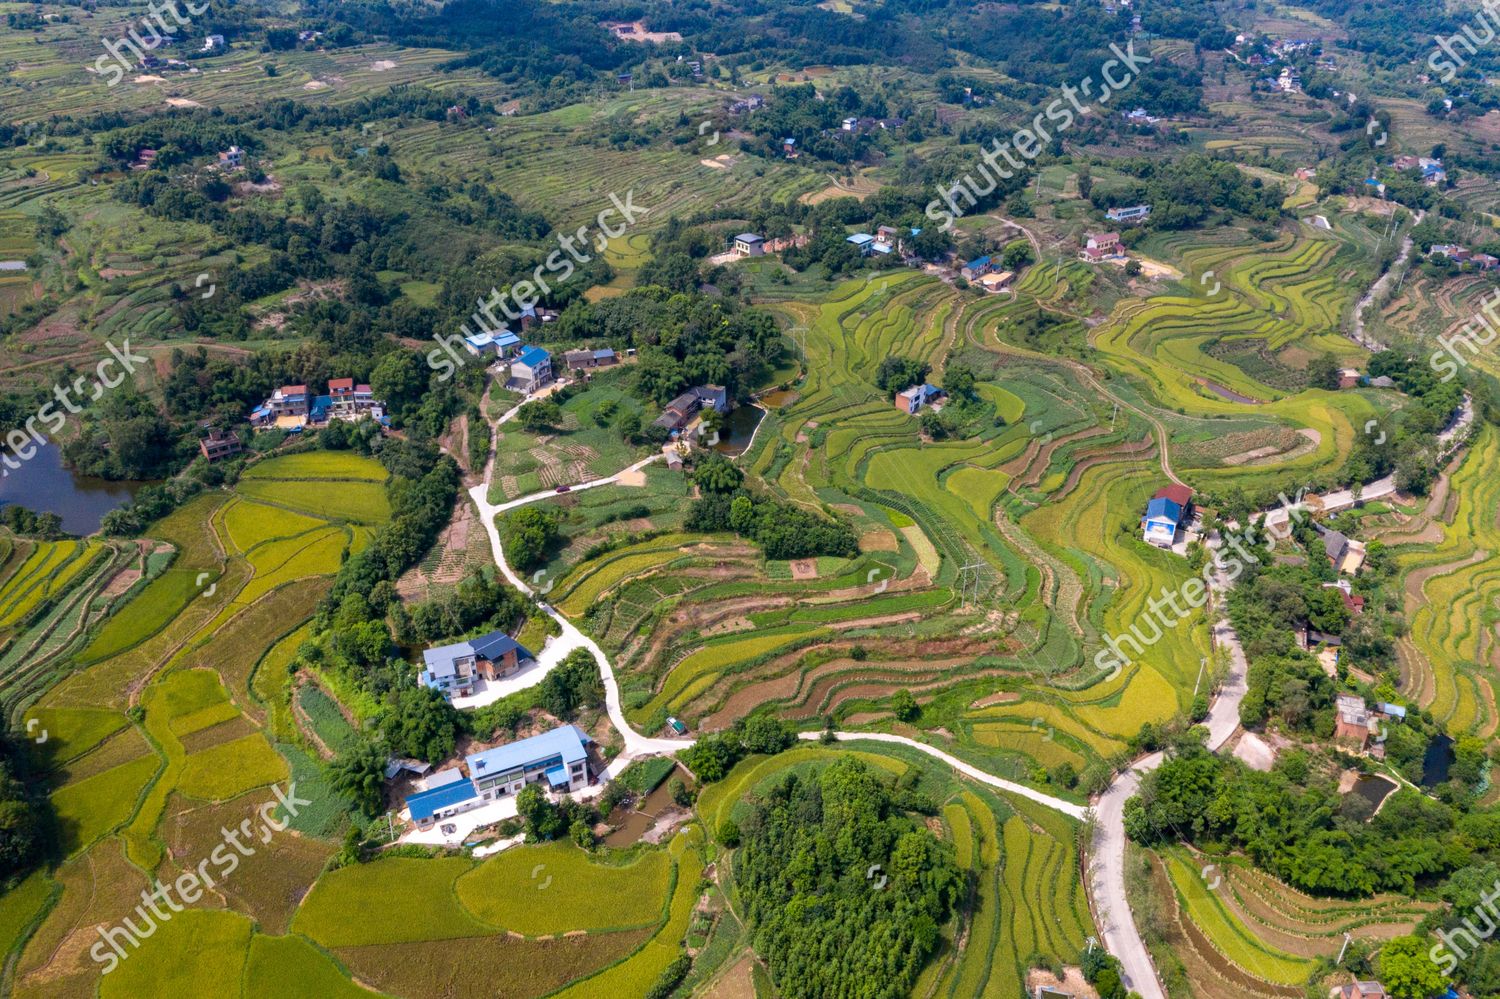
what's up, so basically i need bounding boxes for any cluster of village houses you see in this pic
[1430,242,1500,270]
[734,211,1152,295]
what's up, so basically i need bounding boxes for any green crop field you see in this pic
[454,842,674,935]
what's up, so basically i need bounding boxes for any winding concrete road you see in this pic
[469,465,682,757]
[797,731,1087,818]
[1086,552,1250,999]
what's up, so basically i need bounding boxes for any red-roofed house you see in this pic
[329,378,378,417]
[1153,483,1193,508]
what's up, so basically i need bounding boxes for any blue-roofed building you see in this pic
[309,394,332,423]
[895,383,945,415]
[847,233,876,256]
[400,724,595,828]
[961,256,992,281]
[467,724,592,800]
[405,772,481,825]
[464,330,498,356]
[510,345,553,391]
[419,630,533,700]
[494,331,522,358]
[1142,497,1184,548]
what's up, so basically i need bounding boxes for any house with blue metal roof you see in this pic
[419,630,533,700]
[846,233,876,256]
[961,256,992,281]
[1141,484,1192,549]
[467,724,592,800]
[401,724,594,828]
[405,772,481,824]
[510,345,553,392]
[1141,498,1183,548]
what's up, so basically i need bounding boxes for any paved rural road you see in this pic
[1351,209,1423,351]
[469,453,682,758]
[797,731,1087,818]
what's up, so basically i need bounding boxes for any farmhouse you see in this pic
[564,348,618,371]
[895,383,945,415]
[728,93,765,114]
[653,385,729,431]
[1079,232,1125,263]
[847,233,877,256]
[463,329,520,360]
[1105,204,1152,224]
[976,270,1015,293]
[218,146,244,169]
[961,255,993,281]
[328,378,378,417]
[468,724,592,799]
[250,384,308,427]
[198,429,241,462]
[518,305,558,332]
[1324,580,1366,615]
[733,233,765,257]
[402,724,593,828]
[509,345,553,392]
[202,34,225,52]
[419,630,534,700]
[783,137,798,158]
[1141,483,1192,548]
[1334,693,1373,747]
[1319,526,1367,575]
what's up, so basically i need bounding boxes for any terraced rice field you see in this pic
[1391,427,1500,736]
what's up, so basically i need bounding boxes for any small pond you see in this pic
[0,441,145,535]
[713,404,766,457]
[1422,734,1455,787]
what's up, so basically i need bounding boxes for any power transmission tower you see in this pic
[956,562,986,607]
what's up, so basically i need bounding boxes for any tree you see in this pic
[875,355,931,394]
[942,362,977,398]
[538,647,604,719]
[370,349,428,420]
[330,739,388,817]
[501,506,560,573]
[692,452,743,494]
[1001,239,1034,270]
[1378,936,1447,999]
[1308,352,1342,391]
[380,686,458,763]
[517,398,562,431]
[892,688,919,721]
